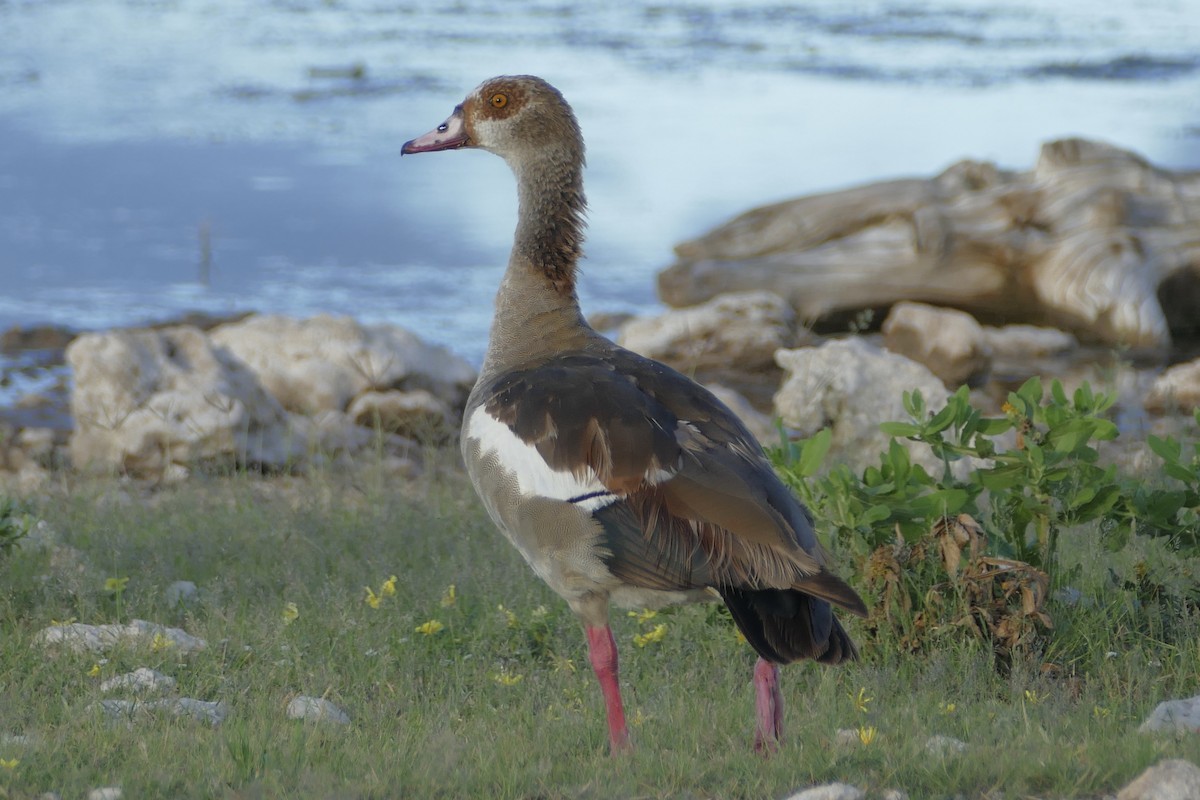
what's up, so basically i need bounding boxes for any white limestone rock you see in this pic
[1118,759,1200,800]
[100,667,177,695]
[88,789,123,800]
[774,338,954,474]
[66,325,298,477]
[1145,359,1200,415]
[982,324,1078,360]
[92,697,227,727]
[287,695,351,725]
[1139,695,1200,735]
[783,784,864,800]
[618,291,801,373]
[35,620,206,655]
[209,314,475,416]
[882,301,992,388]
[662,138,1200,351]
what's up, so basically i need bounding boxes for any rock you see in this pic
[833,728,860,748]
[209,314,475,416]
[1117,759,1200,800]
[35,620,207,654]
[661,138,1200,352]
[774,338,954,474]
[347,389,454,440]
[100,668,176,695]
[880,791,909,800]
[92,697,227,727]
[925,734,968,756]
[66,326,299,477]
[87,789,122,800]
[882,301,992,388]
[287,695,351,725]
[0,324,76,355]
[783,784,864,800]
[165,580,199,607]
[982,324,1078,360]
[1145,359,1200,414]
[1139,695,1200,734]
[618,291,801,373]
[704,384,779,445]
[288,410,378,459]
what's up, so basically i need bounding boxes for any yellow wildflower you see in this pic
[439,583,455,607]
[87,663,101,678]
[364,587,382,609]
[415,619,444,636]
[530,605,549,621]
[1001,401,1017,416]
[939,701,956,715]
[733,628,747,644]
[1093,705,1110,720]
[493,670,524,686]
[1023,689,1043,706]
[50,617,77,626]
[552,655,577,674]
[382,575,399,598]
[630,708,648,727]
[281,602,299,625]
[627,608,657,625]
[104,577,129,593]
[633,623,667,648]
[851,687,872,714]
[0,758,17,770]
[857,725,877,745]
[150,632,173,652]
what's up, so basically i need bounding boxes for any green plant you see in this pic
[773,377,1198,658]
[1127,408,1200,546]
[0,498,33,558]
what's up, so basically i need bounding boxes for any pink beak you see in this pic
[402,106,470,154]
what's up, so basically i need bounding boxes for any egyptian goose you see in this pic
[402,75,867,755]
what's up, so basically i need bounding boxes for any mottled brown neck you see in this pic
[512,148,587,295]
[481,145,594,377]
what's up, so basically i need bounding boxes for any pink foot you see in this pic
[753,657,784,755]
[586,625,632,754]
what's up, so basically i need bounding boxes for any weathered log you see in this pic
[660,139,1200,352]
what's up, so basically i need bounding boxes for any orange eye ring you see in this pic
[490,93,508,109]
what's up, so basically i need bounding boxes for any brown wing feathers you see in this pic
[481,350,866,663]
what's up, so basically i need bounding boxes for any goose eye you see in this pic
[490,93,508,109]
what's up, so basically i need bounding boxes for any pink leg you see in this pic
[753,657,784,755]
[586,625,631,754]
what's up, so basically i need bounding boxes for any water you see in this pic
[2,0,1199,374]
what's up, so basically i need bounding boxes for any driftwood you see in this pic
[659,138,1200,352]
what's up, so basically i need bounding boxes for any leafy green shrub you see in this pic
[772,378,1200,661]
[0,497,33,558]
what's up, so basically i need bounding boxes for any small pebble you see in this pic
[287,695,351,725]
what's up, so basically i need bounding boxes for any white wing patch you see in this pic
[466,407,617,512]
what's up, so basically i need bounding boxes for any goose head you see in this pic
[402,75,584,170]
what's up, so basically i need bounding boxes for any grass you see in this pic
[0,457,1198,799]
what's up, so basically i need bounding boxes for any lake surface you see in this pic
[2,0,1199,373]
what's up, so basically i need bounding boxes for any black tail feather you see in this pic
[719,586,859,665]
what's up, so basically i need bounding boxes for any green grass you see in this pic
[0,459,1198,799]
